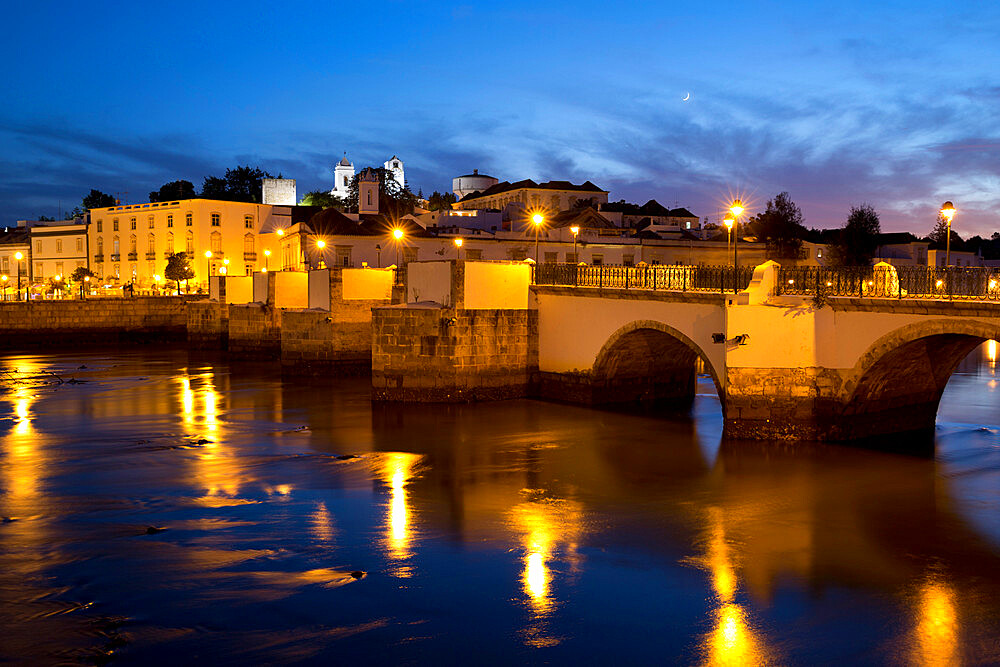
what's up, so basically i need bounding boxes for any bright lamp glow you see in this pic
[730,200,744,218]
[204,250,212,258]
[940,201,955,221]
[392,228,404,240]
[454,238,463,247]
[316,240,326,249]
[532,213,544,226]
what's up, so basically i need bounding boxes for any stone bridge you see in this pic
[373,260,1000,442]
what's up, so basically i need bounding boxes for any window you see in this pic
[210,231,222,252]
[185,231,194,254]
[185,212,193,227]
[148,215,154,229]
[129,235,137,254]
[113,218,119,231]
[211,213,221,227]
[244,233,255,254]
[244,215,253,229]
[166,232,174,254]
[114,264,120,280]
[96,220,103,232]
[466,248,483,260]
[166,214,173,228]
[56,262,63,276]
[35,240,41,253]
[56,240,63,254]
[1,257,7,272]
[343,175,348,186]
[35,263,43,278]
[76,238,83,252]
[113,237,120,255]
[97,238,103,255]
[148,262,156,276]
[148,235,155,253]
[130,217,137,230]
[592,254,604,265]
[623,254,634,267]
[366,191,372,206]
[544,251,558,264]
[566,252,577,264]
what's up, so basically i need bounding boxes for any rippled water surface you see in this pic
[3,345,1000,664]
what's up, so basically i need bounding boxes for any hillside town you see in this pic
[0,154,985,297]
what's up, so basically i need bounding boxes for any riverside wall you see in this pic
[0,297,192,347]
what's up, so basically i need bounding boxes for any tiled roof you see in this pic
[459,179,607,202]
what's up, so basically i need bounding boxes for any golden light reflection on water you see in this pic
[697,507,771,666]
[909,576,960,666]
[181,371,243,499]
[312,501,336,546]
[377,452,423,575]
[508,497,585,648]
[987,339,997,366]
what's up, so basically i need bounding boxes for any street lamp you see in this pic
[454,237,463,259]
[941,201,956,267]
[729,200,744,294]
[532,213,544,263]
[14,251,22,301]
[1,274,7,301]
[315,239,326,269]
[204,250,212,286]
[375,244,382,268]
[392,228,404,266]
[723,213,735,265]
[570,225,580,263]
[263,248,271,271]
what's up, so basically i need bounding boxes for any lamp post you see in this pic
[454,237,463,259]
[729,200,744,293]
[941,201,955,267]
[723,213,735,264]
[532,213,544,263]
[263,248,270,271]
[570,225,580,263]
[14,251,23,301]
[375,244,382,268]
[1,274,7,301]
[392,228,404,266]
[204,250,212,288]
[315,239,326,269]
[83,274,91,300]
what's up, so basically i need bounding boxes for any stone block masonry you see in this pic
[187,301,229,349]
[228,303,281,360]
[280,310,373,374]
[0,297,193,347]
[372,305,536,402]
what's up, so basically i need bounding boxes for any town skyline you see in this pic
[1,2,997,236]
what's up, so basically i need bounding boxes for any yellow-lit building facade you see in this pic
[88,199,279,287]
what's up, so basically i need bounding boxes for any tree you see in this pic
[747,191,807,259]
[82,189,117,211]
[341,167,418,218]
[426,191,457,211]
[36,215,55,222]
[299,190,343,209]
[71,266,96,298]
[149,180,196,202]
[164,252,195,293]
[200,166,273,203]
[828,204,882,266]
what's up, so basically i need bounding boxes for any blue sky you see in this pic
[1,1,998,236]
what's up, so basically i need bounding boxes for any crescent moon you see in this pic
[682,92,690,101]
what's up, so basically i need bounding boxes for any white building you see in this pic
[384,155,404,189]
[331,155,354,199]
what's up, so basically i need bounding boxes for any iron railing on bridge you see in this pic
[533,263,754,294]
[777,265,1000,301]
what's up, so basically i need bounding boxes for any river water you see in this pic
[2,344,1000,664]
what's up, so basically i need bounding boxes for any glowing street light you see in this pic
[454,237,463,258]
[729,200,745,293]
[263,248,271,271]
[14,251,23,301]
[941,201,956,267]
[723,213,735,265]
[204,250,213,283]
[532,212,544,263]
[569,225,580,263]
[392,228,404,266]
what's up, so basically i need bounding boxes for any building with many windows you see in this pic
[453,179,609,213]
[88,199,279,287]
[29,222,88,282]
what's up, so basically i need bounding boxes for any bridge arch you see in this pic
[590,319,723,407]
[839,319,1000,438]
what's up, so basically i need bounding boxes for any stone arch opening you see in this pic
[590,320,722,408]
[840,320,1000,440]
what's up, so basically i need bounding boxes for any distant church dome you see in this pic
[453,169,498,199]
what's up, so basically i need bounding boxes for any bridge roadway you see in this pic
[532,261,1000,441]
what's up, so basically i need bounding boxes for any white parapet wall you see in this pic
[308,270,330,310]
[275,271,308,309]
[407,261,452,305]
[342,268,394,301]
[463,261,530,310]
[253,272,271,304]
[225,276,254,304]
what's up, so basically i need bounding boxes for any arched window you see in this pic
[129,234,137,254]
[113,236,120,255]
[96,237,103,255]
[185,231,194,254]
[166,232,174,255]
[147,234,155,254]
[244,233,255,254]
[210,231,222,253]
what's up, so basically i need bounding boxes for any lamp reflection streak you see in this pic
[697,507,770,666]
[378,453,422,576]
[910,577,959,666]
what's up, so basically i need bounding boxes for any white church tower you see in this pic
[383,155,404,189]
[330,154,355,199]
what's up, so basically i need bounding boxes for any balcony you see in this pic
[111,253,121,261]
[94,254,104,263]
[244,252,257,262]
[145,252,156,260]
[128,252,138,261]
